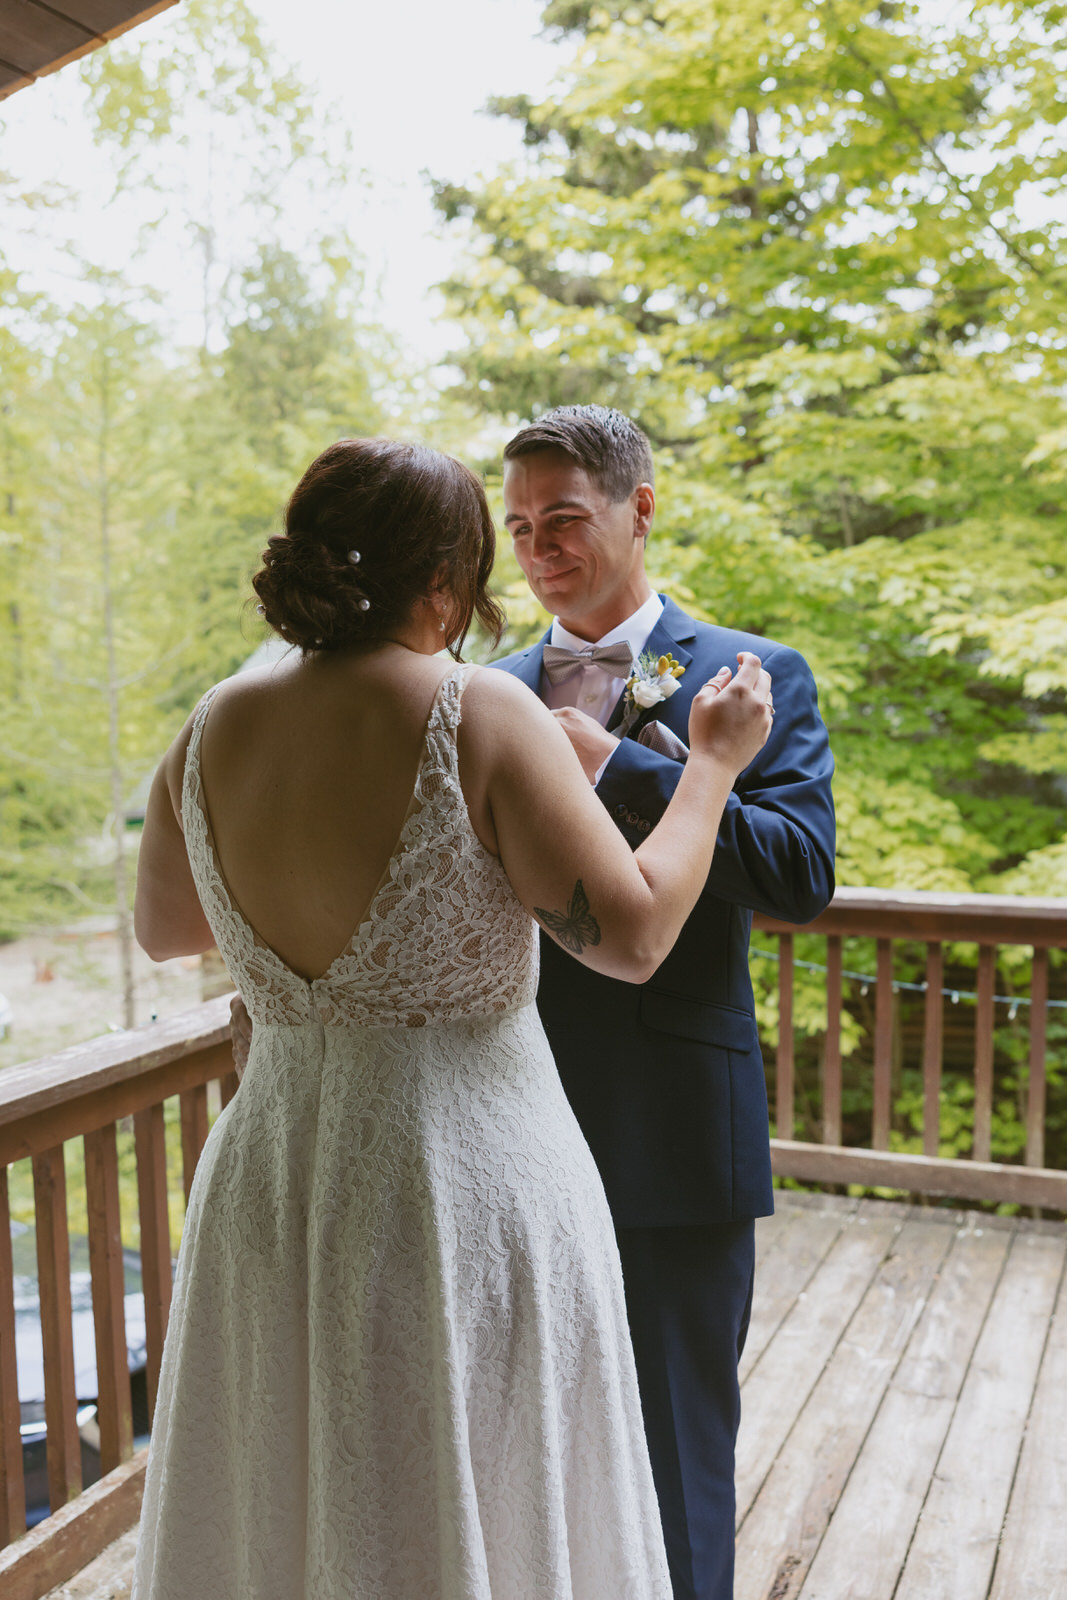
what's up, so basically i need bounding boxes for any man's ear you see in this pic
[633,482,655,539]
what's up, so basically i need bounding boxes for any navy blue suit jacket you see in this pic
[492,596,835,1228]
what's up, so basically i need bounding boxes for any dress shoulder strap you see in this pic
[429,661,479,736]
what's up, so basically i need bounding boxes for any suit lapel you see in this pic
[509,633,550,700]
[606,597,696,734]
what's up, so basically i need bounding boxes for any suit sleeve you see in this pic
[594,644,836,924]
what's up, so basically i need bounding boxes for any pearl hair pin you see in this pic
[347,550,361,564]
[358,598,370,611]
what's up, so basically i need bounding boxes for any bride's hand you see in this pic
[688,652,773,775]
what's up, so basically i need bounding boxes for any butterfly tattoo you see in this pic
[534,879,602,955]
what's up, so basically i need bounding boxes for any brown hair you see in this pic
[252,438,505,659]
[502,405,654,503]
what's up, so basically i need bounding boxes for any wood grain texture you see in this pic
[0,997,232,1137]
[742,1202,855,1385]
[822,937,842,1145]
[735,1215,952,1600]
[0,1450,145,1600]
[872,939,893,1149]
[797,1223,1011,1600]
[0,1169,26,1547]
[754,885,1067,946]
[973,945,996,1163]
[989,1245,1067,1599]
[1027,946,1048,1170]
[83,1124,133,1473]
[178,1084,208,1206]
[770,1139,1067,1210]
[735,1207,904,1523]
[133,1105,171,1422]
[922,942,943,1160]
[894,1231,1065,1600]
[32,1148,82,1513]
[0,3,179,103]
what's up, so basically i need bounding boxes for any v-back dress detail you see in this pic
[132,665,671,1600]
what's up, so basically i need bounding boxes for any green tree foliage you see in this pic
[436,0,1067,894]
[79,0,351,350]
[0,12,387,949]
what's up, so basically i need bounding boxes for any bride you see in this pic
[131,436,772,1600]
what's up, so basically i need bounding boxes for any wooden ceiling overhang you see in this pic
[0,1,179,103]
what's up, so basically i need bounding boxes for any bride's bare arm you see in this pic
[135,713,216,960]
[462,656,772,984]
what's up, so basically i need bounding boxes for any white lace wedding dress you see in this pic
[132,664,671,1600]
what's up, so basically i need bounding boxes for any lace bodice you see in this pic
[182,663,538,1029]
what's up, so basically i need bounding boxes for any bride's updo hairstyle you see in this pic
[252,438,505,660]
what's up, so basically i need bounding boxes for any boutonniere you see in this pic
[617,652,686,737]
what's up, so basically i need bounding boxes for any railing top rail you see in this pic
[1,885,1065,1138]
[0,996,233,1132]
[756,886,1067,945]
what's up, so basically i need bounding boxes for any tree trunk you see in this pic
[97,357,136,1029]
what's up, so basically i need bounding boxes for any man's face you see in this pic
[502,448,654,641]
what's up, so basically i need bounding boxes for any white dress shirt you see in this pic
[541,593,665,784]
[541,593,665,725]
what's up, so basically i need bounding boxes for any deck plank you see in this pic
[736,1206,906,1524]
[28,1195,1067,1600]
[796,1221,1011,1600]
[987,1239,1067,1600]
[894,1229,1065,1600]
[743,1199,856,1383]
[735,1213,953,1600]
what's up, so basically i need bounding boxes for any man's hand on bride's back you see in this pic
[688,653,773,776]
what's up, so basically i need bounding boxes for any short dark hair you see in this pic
[252,438,505,659]
[502,405,654,503]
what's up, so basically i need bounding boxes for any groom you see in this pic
[493,406,835,1600]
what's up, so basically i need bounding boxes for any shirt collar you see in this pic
[549,592,664,661]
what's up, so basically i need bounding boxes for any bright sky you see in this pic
[0,0,567,362]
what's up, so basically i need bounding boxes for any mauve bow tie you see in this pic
[541,642,636,685]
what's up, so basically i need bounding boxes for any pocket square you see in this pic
[637,721,689,764]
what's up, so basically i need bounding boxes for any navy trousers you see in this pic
[615,1221,757,1600]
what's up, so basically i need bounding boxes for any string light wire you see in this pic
[749,948,1067,1012]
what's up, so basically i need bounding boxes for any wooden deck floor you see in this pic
[739,1192,1067,1600]
[45,1192,1067,1600]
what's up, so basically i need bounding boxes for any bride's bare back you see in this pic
[197,646,461,983]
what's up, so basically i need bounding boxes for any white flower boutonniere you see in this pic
[617,651,685,736]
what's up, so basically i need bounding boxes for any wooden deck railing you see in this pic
[0,997,236,1600]
[756,887,1067,1211]
[0,888,1064,1597]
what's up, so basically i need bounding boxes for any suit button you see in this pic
[614,803,627,819]
[638,819,651,834]
[627,810,639,826]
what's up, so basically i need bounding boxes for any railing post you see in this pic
[1027,948,1048,1170]
[777,932,794,1141]
[179,1085,209,1205]
[0,1170,26,1546]
[84,1123,134,1472]
[823,935,842,1145]
[973,946,996,1163]
[32,1146,82,1512]
[922,943,944,1159]
[134,1105,173,1422]
[872,939,893,1149]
